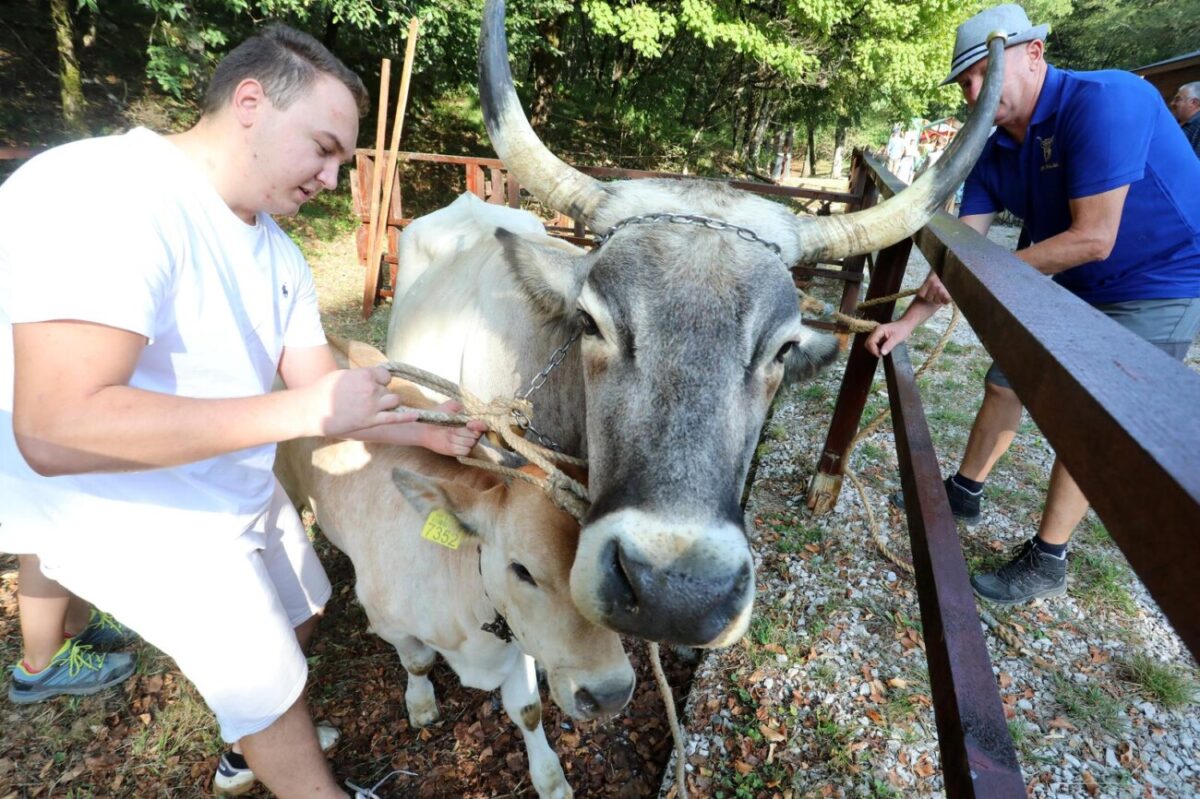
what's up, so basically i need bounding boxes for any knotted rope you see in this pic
[798,287,922,333]
[383,361,589,521]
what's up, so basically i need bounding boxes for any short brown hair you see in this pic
[202,23,368,118]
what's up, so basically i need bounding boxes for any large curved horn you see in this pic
[790,34,1009,263]
[480,0,610,226]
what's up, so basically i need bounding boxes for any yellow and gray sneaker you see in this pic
[73,609,139,652]
[213,724,341,796]
[9,639,136,704]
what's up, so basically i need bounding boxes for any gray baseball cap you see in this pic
[942,4,1049,86]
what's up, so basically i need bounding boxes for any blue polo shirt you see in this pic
[960,65,1200,304]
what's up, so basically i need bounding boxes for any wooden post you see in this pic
[808,212,913,515]
[363,58,391,284]
[363,18,421,319]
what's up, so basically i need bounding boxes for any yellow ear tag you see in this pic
[421,508,464,550]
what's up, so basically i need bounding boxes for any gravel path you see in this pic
[660,228,1200,799]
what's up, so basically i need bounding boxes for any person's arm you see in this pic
[12,321,412,476]
[278,343,486,456]
[864,212,993,357]
[1013,185,1129,275]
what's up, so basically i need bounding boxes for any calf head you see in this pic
[392,466,635,720]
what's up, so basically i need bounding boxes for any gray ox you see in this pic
[275,341,634,799]
[386,0,1005,648]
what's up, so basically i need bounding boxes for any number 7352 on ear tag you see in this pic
[421,508,464,549]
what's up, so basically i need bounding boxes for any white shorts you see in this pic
[39,480,331,742]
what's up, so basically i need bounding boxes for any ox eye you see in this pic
[774,341,798,364]
[577,310,600,337]
[510,562,538,586]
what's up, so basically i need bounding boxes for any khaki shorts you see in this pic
[985,296,1200,388]
[40,480,330,742]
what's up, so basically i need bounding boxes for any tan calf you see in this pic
[275,341,634,799]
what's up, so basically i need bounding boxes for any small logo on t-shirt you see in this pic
[281,283,289,298]
[1039,136,1059,171]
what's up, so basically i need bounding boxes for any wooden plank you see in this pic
[465,164,484,198]
[352,150,861,205]
[862,151,1200,661]
[790,265,863,283]
[488,167,505,204]
[0,147,45,160]
[886,345,1026,799]
[506,173,521,208]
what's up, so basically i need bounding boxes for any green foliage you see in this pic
[1120,653,1198,710]
[32,0,1200,180]
[1049,0,1200,71]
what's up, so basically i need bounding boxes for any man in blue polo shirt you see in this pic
[865,4,1200,605]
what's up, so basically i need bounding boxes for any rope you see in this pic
[798,288,921,334]
[840,302,962,576]
[383,361,589,520]
[650,642,689,799]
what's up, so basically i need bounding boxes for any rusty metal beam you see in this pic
[864,152,1200,662]
[885,345,1026,798]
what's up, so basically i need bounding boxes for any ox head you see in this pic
[391,466,636,720]
[479,0,1006,648]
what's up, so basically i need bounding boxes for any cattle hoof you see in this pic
[408,702,441,728]
[532,765,572,799]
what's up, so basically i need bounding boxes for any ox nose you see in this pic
[602,537,753,647]
[573,681,634,718]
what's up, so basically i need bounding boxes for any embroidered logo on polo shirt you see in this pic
[281,283,289,298]
[1039,136,1060,171]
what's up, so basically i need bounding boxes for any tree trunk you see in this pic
[748,96,773,171]
[322,8,340,50]
[782,125,795,180]
[50,0,88,136]
[806,125,817,177]
[831,120,847,178]
[769,125,785,181]
[529,9,569,129]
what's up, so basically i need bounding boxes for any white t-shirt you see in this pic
[0,128,326,559]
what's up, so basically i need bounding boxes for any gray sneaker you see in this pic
[9,640,136,704]
[73,609,138,652]
[971,539,1067,605]
[891,476,982,525]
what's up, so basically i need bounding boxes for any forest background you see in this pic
[4,0,1199,183]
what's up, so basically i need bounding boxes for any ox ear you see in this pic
[783,329,839,385]
[496,227,590,322]
[391,467,498,542]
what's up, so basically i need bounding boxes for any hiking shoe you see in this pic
[971,539,1067,605]
[73,608,138,652]
[8,640,136,704]
[213,724,340,796]
[891,476,982,526]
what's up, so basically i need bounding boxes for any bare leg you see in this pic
[294,614,320,652]
[959,382,1023,482]
[63,595,92,638]
[238,694,348,798]
[1037,458,1090,547]
[16,554,70,671]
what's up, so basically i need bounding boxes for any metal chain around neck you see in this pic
[513,327,582,452]
[595,212,784,258]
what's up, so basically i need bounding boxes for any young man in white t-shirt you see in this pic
[0,25,483,798]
